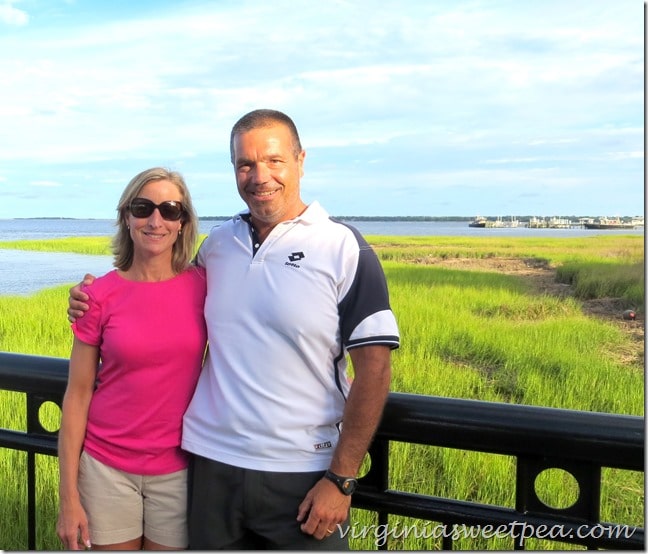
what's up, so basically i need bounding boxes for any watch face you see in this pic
[342,479,358,494]
[324,470,358,495]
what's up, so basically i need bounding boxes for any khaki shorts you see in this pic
[78,451,188,548]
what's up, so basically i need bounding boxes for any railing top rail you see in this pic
[0,352,69,394]
[379,392,644,470]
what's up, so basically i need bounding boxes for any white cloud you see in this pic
[0,0,642,217]
[603,151,643,161]
[527,139,580,146]
[31,180,62,187]
[0,1,28,26]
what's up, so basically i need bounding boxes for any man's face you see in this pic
[232,123,306,228]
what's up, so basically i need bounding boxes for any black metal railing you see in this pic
[0,351,644,550]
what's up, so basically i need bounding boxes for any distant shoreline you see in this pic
[11,214,644,222]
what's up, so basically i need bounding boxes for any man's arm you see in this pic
[67,274,96,322]
[328,344,392,476]
[297,344,392,539]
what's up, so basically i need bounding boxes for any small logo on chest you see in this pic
[285,251,305,268]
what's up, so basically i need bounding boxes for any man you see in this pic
[69,109,400,549]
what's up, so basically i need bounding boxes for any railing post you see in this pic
[26,391,62,550]
[28,450,36,550]
[362,438,391,550]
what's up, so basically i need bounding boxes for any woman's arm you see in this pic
[56,337,99,550]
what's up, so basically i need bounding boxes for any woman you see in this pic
[56,168,207,550]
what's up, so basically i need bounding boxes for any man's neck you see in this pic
[248,203,308,244]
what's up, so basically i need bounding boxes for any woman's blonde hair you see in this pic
[111,167,198,273]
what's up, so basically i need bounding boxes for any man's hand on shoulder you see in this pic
[67,274,96,322]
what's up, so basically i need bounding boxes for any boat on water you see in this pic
[468,216,519,228]
[468,215,643,230]
[582,217,644,230]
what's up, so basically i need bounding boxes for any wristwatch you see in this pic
[324,469,358,495]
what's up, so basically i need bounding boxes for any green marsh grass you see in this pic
[365,233,644,263]
[557,260,644,306]
[0,235,205,258]
[0,237,113,255]
[0,234,644,549]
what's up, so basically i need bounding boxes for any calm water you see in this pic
[0,218,643,296]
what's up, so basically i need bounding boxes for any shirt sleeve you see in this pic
[71,284,103,346]
[339,234,400,350]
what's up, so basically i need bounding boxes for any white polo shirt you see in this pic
[182,202,400,472]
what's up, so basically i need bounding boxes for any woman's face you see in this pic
[126,179,184,261]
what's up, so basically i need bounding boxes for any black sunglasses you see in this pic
[129,198,185,221]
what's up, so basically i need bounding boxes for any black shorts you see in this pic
[187,455,349,550]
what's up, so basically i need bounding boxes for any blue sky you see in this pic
[0,0,643,219]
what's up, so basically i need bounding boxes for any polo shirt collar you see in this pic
[237,201,329,227]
